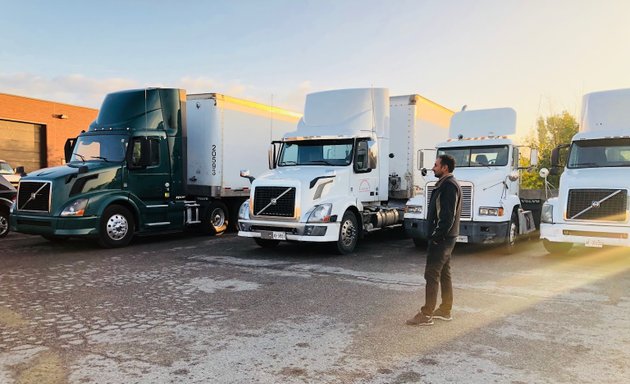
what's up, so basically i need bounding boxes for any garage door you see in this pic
[0,119,46,173]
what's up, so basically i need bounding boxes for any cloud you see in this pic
[0,73,309,113]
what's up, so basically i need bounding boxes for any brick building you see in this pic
[0,93,98,172]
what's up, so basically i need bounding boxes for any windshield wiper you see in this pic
[280,160,297,166]
[304,160,336,166]
[572,162,598,167]
[91,156,110,162]
[74,153,86,162]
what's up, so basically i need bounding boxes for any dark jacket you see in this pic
[427,174,462,241]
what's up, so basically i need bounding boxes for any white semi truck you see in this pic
[540,88,630,253]
[404,108,539,253]
[237,88,453,254]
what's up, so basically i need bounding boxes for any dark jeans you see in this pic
[421,237,457,316]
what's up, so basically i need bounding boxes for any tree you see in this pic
[521,111,579,189]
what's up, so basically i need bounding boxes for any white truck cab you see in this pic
[237,88,453,254]
[404,108,539,253]
[540,88,630,253]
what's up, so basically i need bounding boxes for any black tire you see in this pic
[503,212,518,254]
[254,238,280,248]
[201,201,228,235]
[542,239,572,255]
[412,237,426,248]
[228,200,243,232]
[0,209,9,238]
[98,205,134,248]
[335,210,359,254]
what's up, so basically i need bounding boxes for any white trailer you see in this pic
[404,108,539,253]
[186,93,302,233]
[540,88,630,253]
[237,88,452,254]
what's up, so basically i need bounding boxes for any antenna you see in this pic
[144,88,148,129]
[270,94,274,142]
[370,87,376,133]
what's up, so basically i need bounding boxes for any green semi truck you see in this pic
[10,88,300,247]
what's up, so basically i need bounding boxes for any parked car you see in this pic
[0,160,21,188]
[0,175,17,237]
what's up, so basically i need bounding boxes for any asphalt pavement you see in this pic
[0,230,628,383]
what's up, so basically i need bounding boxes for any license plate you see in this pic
[272,231,286,240]
[456,235,468,243]
[261,230,287,240]
[585,239,603,248]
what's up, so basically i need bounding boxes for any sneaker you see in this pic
[406,312,434,326]
[432,308,452,321]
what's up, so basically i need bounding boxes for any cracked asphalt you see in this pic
[1,229,628,383]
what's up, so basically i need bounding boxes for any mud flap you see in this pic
[518,209,536,235]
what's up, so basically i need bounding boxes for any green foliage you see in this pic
[521,111,579,189]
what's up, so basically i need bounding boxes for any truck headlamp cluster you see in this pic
[479,207,504,216]
[238,200,251,220]
[307,203,332,223]
[61,198,88,217]
[541,203,553,223]
[405,205,423,214]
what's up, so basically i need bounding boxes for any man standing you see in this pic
[407,154,462,326]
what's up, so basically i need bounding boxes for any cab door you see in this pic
[125,135,172,229]
[352,138,380,202]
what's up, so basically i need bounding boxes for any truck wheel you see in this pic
[335,211,359,254]
[201,201,229,235]
[254,238,279,248]
[0,210,9,238]
[542,239,572,255]
[98,205,134,248]
[503,212,518,254]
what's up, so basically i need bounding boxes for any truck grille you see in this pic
[427,185,472,219]
[17,181,52,213]
[567,189,627,222]
[253,186,296,217]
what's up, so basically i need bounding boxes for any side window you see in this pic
[130,137,160,167]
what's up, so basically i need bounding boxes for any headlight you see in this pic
[479,207,504,216]
[61,198,88,217]
[238,200,250,220]
[541,203,553,223]
[405,205,423,214]
[307,203,332,223]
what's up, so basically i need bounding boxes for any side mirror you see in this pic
[64,137,77,163]
[240,169,255,184]
[530,148,539,167]
[539,167,549,179]
[417,149,424,170]
[268,144,277,170]
[550,147,560,168]
[15,166,26,176]
[508,170,519,182]
[421,167,428,177]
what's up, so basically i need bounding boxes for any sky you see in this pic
[2,0,630,138]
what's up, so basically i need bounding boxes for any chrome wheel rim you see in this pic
[340,218,357,247]
[0,215,8,236]
[106,213,129,241]
[508,221,517,246]
[210,208,226,228]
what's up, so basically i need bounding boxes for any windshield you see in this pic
[278,139,353,166]
[0,162,13,174]
[568,138,630,168]
[71,134,129,163]
[437,145,509,167]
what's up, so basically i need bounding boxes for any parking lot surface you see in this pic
[1,231,629,383]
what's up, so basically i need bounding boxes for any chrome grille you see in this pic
[427,184,472,219]
[567,189,627,222]
[17,181,52,212]
[253,186,296,217]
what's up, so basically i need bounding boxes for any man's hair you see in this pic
[437,154,456,173]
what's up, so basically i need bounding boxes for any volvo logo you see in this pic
[270,198,278,205]
[591,201,600,208]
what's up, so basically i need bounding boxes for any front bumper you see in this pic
[10,213,99,237]
[540,222,630,247]
[404,218,509,244]
[238,219,340,242]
